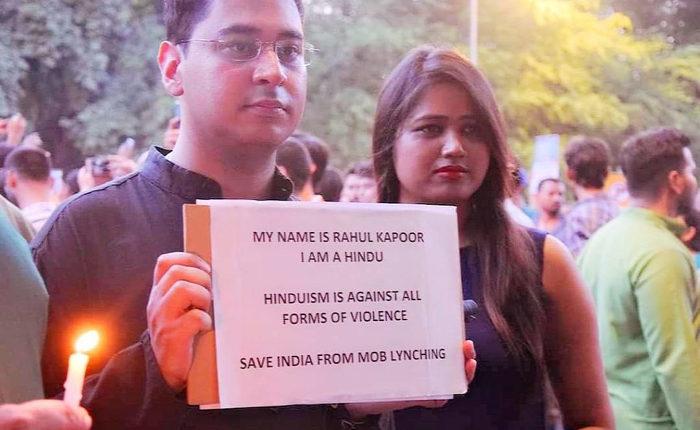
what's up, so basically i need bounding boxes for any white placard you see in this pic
[202,200,466,408]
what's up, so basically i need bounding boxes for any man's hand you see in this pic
[0,118,8,139]
[76,163,95,192]
[105,155,138,179]
[0,400,92,430]
[344,340,477,417]
[5,113,27,147]
[21,132,43,147]
[147,252,213,392]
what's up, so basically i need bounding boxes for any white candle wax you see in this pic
[64,351,89,407]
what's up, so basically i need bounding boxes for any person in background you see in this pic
[293,130,329,193]
[3,146,56,231]
[0,210,46,404]
[533,178,565,233]
[317,167,344,202]
[555,136,618,257]
[76,154,138,192]
[0,194,35,242]
[276,137,321,201]
[340,160,377,203]
[373,46,613,430]
[680,208,700,268]
[163,117,180,151]
[504,165,536,228]
[578,128,700,430]
[55,168,81,203]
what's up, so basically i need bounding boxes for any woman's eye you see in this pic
[462,124,481,136]
[415,125,442,136]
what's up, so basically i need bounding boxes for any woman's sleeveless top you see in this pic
[394,229,547,430]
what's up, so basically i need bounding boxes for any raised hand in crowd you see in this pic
[3,113,27,147]
[77,154,139,191]
[21,132,43,148]
[0,400,91,430]
[104,154,138,179]
[0,118,8,140]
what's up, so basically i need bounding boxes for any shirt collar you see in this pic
[140,147,293,202]
[625,207,687,237]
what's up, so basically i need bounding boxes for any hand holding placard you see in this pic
[147,252,213,391]
[190,200,466,408]
[344,340,477,418]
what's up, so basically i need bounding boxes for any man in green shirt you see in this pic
[579,128,700,430]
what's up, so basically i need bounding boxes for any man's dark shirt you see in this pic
[32,147,261,397]
[31,148,373,428]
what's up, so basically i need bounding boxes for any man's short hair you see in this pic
[620,127,691,198]
[347,160,374,179]
[293,131,329,187]
[276,137,311,192]
[4,146,51,181]
[163,0,305,43]
[537,177,561,193]
[564,136,611,189]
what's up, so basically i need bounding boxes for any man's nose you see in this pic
[252,46,287,86]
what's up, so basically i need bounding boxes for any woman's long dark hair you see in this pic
[372,46,546,385]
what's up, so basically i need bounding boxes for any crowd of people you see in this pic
[0,1,698,429]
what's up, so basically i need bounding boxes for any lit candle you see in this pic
[64,330,99,407]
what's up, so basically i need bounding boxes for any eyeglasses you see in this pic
[176,38,316,67]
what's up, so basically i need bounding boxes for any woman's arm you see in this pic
[541,236,615,430]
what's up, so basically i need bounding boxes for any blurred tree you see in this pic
[0,0,170,168]
[0,0,697,170]
[303,0,464,166]
[477,0,700,163]
[302,0,700,166]
[607,0,700,44]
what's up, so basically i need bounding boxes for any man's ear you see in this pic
[681,225,697,244]
[158,41,184,97]
[668,170,684,195]
[565,167,576,183]
[5,170,18,190]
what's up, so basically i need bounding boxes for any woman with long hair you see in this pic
[372,46,613,429]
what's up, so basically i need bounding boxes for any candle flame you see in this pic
[75,330,99,353]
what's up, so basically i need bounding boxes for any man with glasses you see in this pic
[32,1,475,429]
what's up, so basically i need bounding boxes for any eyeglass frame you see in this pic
[175,38,317,67]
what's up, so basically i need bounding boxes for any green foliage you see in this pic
[0,0,698,169]
[60,8,170,154]
[303,0,464,166]
[303,0,700,167]
[607,0,700,44]
[0,0,169,164]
